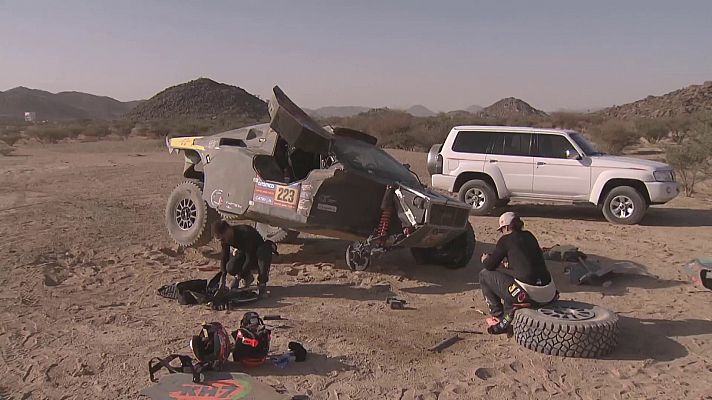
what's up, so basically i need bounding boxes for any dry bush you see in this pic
[27,125,73,143]
[665,122,712,196]
[586,120,640,154]
[635,119,668,144]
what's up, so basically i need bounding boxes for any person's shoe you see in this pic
[241,274,255,288]
[257,284,267,298]
[487,314,512,335]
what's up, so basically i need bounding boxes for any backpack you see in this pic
[231,312,271,366]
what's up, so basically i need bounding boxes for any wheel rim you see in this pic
[610,195,634,219]
[538,305,595,321]
[465,188,486,210]
[175,198,197,230]
[347,245,369,270]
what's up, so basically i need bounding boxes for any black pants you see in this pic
[225,243,273,286]
[479,269,530,318]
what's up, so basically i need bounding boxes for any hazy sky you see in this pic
[1,1,711,111]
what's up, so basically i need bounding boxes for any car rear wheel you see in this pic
[458,180,496,216]
[601,186,646,225]
[255,223,299,244]
[165,181,219,247]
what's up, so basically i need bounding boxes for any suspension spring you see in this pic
[377,208,392,237]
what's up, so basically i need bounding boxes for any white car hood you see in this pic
[589,155,671,171]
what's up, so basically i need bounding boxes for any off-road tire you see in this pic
[410,222,476,269]
[601,186,646,225]
[513,301,619,358]
[255,223,299,244]
[458,180,496,216]
[165,181,219,248]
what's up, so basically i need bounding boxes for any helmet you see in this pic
[190,322,231,368]
[232,312,271,367]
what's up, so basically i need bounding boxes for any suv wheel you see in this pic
[458,180,496,216]
[601,186,646,225]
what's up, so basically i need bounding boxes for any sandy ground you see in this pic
[0,139,711,400]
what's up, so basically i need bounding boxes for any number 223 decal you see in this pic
[253,180,301,210]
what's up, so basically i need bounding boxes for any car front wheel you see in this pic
[601,186,646,225]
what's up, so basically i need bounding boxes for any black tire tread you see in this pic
[513,301,619,358]
[165,181,219,248]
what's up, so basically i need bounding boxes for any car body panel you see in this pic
[166,86,471,248]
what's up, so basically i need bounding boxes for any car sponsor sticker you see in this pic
[253,180,300,210]
[316,203,337,213]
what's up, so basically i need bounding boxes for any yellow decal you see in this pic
[169,136,205,151]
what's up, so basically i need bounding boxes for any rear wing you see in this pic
[166,136,204,154]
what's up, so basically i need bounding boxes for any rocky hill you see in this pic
[601,81,712,119]
[405,105,436,117]
[124,78,268,122]
[481,97,548,118]
[0,87,138,120]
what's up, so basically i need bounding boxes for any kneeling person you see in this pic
[480,212,557,334]
[212,221,277,297]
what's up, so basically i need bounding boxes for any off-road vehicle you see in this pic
[428,126,679,224]
[165,86,475,270]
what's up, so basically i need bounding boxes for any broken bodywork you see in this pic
[165,86,475,270]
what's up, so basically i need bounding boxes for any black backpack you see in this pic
[232,312,271,363]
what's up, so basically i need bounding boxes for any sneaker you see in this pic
[241,274,255,288]
[487,314,512,335]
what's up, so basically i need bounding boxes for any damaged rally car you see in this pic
[165,86,475,271]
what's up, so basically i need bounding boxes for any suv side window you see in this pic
[452,131,493,154]
[490,132,532,156]
[535,134,576,159]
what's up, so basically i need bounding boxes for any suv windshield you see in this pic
[333,137,420,186]
[569,132,605,156]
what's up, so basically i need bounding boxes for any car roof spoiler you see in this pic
[269,86,333,154]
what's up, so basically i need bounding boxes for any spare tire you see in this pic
[513,301,619,358]
[255,223,299,244]
[165,181,219,247]
[426,144,443,175]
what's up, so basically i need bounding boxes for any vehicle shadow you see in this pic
[609,316,712,361]
[276,237,479,296]
[500,204,712,227]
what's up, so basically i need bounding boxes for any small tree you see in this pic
[665,115,694,144]
[588,120,639,154]
[635,119,668,144]
[665,127,712,196]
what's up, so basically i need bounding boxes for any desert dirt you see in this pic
[1,139,711,400]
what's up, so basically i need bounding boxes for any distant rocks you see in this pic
[600,81,712,119]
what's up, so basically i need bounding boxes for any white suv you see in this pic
[428,126,679,224]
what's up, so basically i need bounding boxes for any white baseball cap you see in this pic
[498,212,518,231]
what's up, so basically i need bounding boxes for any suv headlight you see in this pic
[653,170,674,182]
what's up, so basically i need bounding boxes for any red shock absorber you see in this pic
[376,186,395,237]
[377,208,391,237]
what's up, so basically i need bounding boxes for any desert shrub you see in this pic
[27,125,72,143]
[0,126,23,146]
[665,115,695,144]
[111,120,135,137]
[81,122,110,138]
[635,119,668,143]
[587,120,640,154]
[665,126,712,196]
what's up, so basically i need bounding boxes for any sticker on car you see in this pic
[253,180,301,210]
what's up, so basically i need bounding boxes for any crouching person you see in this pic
[212,221,278,298]
[480,212,557,334]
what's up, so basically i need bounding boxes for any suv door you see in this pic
[486,132,534,196]
[532,133,591,200]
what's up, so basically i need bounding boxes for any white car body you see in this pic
[429,126,679,224]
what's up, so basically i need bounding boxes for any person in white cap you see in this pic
[479,212,557,334]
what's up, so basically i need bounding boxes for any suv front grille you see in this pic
[428,204,469,227]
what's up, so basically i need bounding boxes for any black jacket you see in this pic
[483,230,552,285]
[220,225,265,273]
